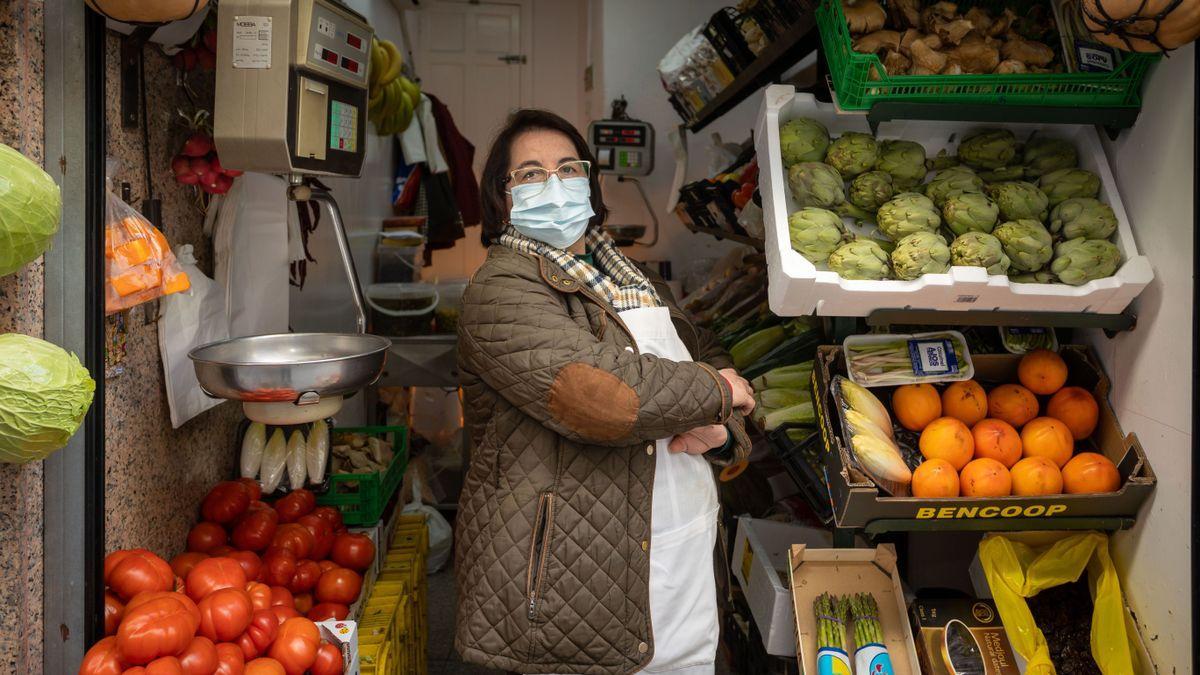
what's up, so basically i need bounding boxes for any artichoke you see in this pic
[876,139,927,189]
[787,162,845,209]
[926,149,959,171]
[828,239,892,280]
[788,207,846,264]
[891,231,951,280]
[849,171,895,211]
[942,192,1000,236]
[876,192,941,241]
[950,232,1011,275]
[1038,168,1101,206]
[923,167,985,208]
[824,132,879,179]
[993,219,1054,272]
[1022,137,1078,178]
[958,129,1018,169]
[1010,271,1059,284]
[780,117,831,166]
[1051,238,1122,285]
[987,181,1050,222]
[1049,198,1118,240]
[979,166,1026,182]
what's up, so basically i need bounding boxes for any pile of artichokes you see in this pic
[781,118,1122,286]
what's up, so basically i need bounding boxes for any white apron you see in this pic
[619,306,720,675]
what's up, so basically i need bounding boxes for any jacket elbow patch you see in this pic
[547,362,638,442]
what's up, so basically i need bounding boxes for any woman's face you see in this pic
[504,128,582,214]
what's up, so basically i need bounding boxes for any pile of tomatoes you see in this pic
[81,479,377,675]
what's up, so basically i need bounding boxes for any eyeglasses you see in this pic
[505,160,591,193]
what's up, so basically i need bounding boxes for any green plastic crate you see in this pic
[816,0,1158,110]
[317,425,409,526]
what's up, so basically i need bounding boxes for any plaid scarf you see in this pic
[499,227,662,312]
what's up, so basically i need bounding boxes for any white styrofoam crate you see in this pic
[754,85,1154,317]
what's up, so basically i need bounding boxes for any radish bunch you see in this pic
[172,132,242,195]
[173,24,217,71]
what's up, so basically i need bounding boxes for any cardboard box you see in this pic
[788,544,921,674]
[909,598,1021,674]
[731,517,833,656]
[317,619,359,675]
[813,345,1157,528]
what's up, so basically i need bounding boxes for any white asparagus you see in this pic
[306,420,330,484]
[240,422,266,478]
[286,430,307,490]
[260,429,288,493]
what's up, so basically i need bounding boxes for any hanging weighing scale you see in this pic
[191,0,388,426]
[587,97,659,247]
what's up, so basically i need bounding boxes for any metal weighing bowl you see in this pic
[189,333,391,404]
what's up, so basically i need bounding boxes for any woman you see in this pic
[455,109,755,675]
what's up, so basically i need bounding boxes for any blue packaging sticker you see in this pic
[907,338,959,376]
[1075,40,1117,72]
[816,647,853,675]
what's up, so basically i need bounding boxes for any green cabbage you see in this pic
[0,143,61,277]
[0,333,94,463]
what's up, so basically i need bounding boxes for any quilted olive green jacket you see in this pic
[454,245,751,674]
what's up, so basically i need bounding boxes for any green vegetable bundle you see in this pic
[814,592,848,651]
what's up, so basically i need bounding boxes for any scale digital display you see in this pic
[346,33,363,50]
[588,119,654,176]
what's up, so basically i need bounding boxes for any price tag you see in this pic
[908,338,959,376]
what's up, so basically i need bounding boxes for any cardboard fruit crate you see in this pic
[812,345,1156,529]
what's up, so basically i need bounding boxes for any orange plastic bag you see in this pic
[104,191,189,314]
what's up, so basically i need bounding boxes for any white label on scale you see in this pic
[232,16,272,69]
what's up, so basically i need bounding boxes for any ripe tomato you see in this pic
[305,603,348,622]
[198,588,253,642]
[187,523,228,554]
[272,490,315,523]
[309,507,342,531]
[269,606,301,625]
[144,656,185,675]
[261,549,296,587]
[177,636,218,675]
[316,560,337,573]
[105,549,176,601]
[268,617,320,675]
[244,582,272,612]
[243,658,285,675]
[80,636,126,675]
[314,569,362,605]
[227,551,262,583]
[105,591,125,636]
[270,525,315,560]
[329,533,374,572]
[201,482,252,524]
[213,642,245,675]
[237,478,262,502]
[309,643,343,675]
[231,509,277,552]
[186,558,248,602]
[235,610,278,660]
[288,560,321,594]
[291,593,313,615]
[268,586,294,609]
[297,515,333,561]
[170,553,209,581]
[117,592,201,665]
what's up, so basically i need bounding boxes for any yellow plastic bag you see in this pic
[978,532,1135,674]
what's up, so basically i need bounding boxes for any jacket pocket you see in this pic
[525,491,555,621]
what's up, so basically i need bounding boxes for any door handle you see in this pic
[498,54,527,64]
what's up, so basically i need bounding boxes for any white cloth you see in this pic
[158,245,229,428]
[618,306,719,675]
[398,93,449,173]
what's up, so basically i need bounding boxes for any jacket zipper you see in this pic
[526,491,555,620]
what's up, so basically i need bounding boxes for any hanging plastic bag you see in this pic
[978,532,1137,674]
[158,244,229,428]
[105,188,189,314]
[401,468,452,573]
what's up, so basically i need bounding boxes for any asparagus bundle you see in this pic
[850,593,896,675]
[814,593,851,673]
[844,331,971,386]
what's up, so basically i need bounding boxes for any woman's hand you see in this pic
[719,368,755,414]
[668,425,729,455]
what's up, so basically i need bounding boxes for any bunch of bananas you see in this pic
[368,38,421,135]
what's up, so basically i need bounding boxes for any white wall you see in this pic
[598,0,759,285]
[1087,46,1194,672]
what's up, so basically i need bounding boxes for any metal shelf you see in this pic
[684,19,819,132]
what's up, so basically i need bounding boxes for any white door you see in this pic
[416,0,529,277]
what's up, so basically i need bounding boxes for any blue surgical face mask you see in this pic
[508,176,595,249]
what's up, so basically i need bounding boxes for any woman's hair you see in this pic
[479,108,607,245]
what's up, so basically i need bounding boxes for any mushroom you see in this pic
[931,17,976,45]
[1001,34,1056,67]
[988,8,1017,37]
[942,62,965,75]
[947,41,1001,73]
[843,0,887,35]
[910,38,949,73]
[883,49,913,75]
[964,7,994,34]
[888,0,922,29]
[996,59,1028,74]
[921,1,960,33]
[854,29,902,54]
